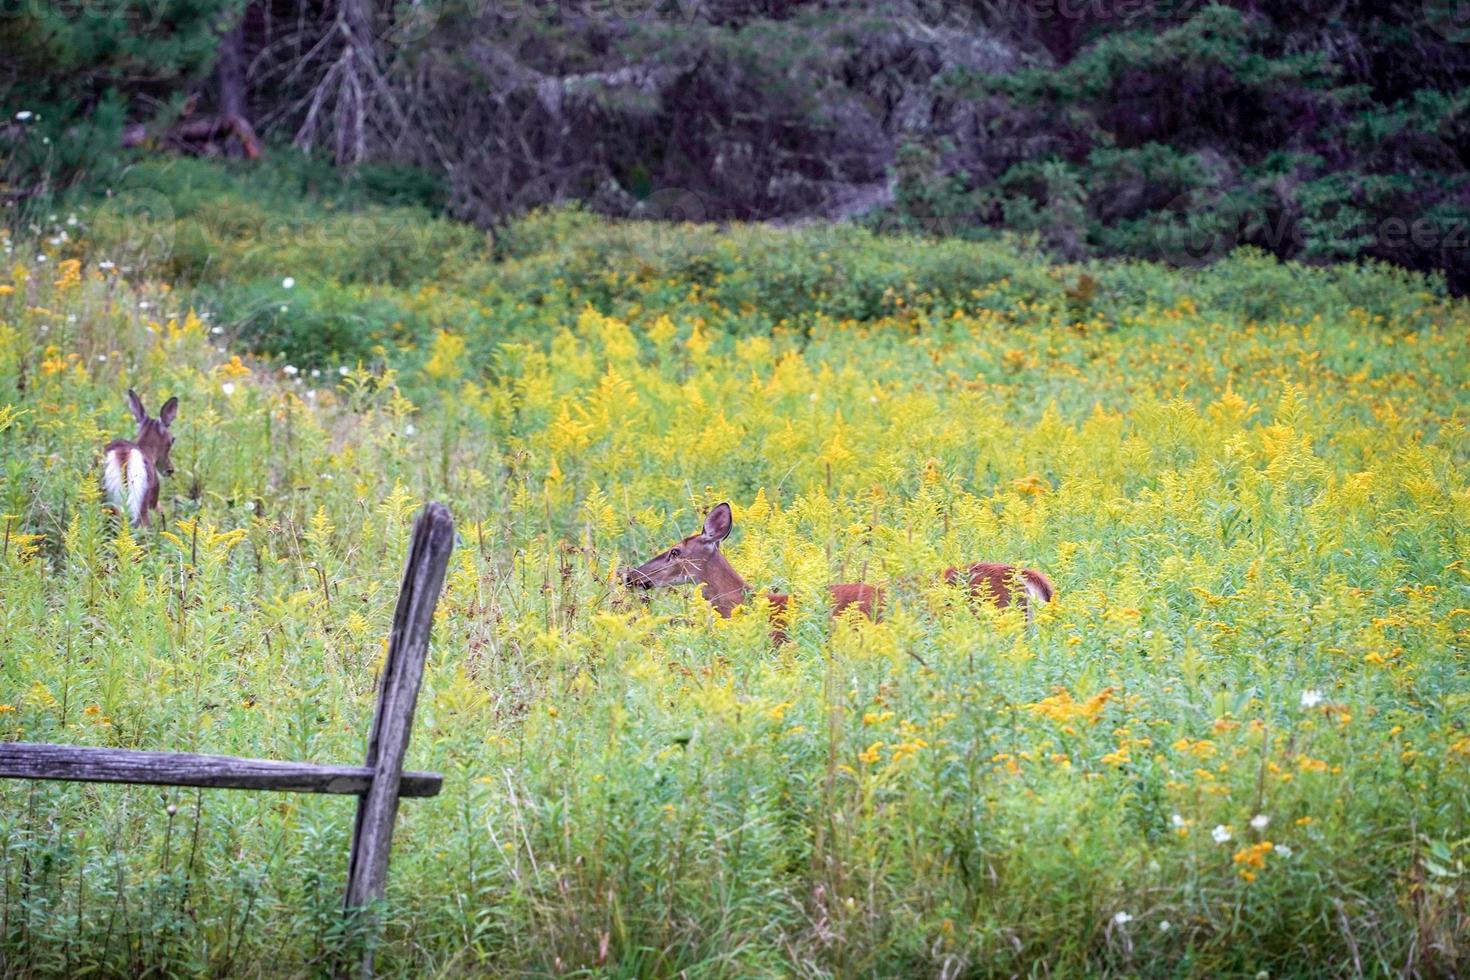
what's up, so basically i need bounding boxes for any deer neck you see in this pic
[134,423,161,465]
[700,550,749,618]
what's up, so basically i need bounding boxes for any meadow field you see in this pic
[1,181,1468,976]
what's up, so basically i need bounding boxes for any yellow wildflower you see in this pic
[1026,687,1114,725]
[1233,840,1274,879]
[214,355,252,380]
[53,259,81,290]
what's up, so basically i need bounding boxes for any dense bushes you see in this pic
[898,5,1470,293]
[59,159,1445,371]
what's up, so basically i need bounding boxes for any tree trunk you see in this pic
[217,18,248,120]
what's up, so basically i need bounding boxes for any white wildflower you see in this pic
[283,365,299,376]
[15,111,32,121]
[1112,911,1133,926]
[1212,825,1232,844]
[221,382,235,396]
[1171,814,1186,828]
[1300,690,1324,709]
[1159,920,1171,932]
[282,277,295,289]
[1275,844,1292,858]
[1250,814,1270,831]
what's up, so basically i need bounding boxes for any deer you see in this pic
[620,502,1054,642]
[102,389,178,528]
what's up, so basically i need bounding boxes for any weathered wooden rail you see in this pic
[0,743,442,797]
[0,501,455,977]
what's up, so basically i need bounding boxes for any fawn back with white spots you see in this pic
[102,389,178,527]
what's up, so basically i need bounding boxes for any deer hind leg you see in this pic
[144,478,162,526]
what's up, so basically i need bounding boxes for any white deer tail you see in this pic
[103,448,149,525]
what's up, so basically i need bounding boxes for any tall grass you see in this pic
[0,208,1467,976]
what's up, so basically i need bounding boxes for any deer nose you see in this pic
[621,566,652,589]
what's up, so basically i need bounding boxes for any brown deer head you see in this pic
[128,389,178,476]
[623,502,733,589]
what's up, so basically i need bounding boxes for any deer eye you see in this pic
[668,548,681,559]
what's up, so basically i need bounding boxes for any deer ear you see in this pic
[126,389,147,425]
[702,502,733,543]
[159,396,179,426]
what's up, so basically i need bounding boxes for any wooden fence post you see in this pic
[343,502,454,974]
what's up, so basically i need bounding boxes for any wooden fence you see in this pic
[0,501,456,977]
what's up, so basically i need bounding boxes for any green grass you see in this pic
[0,179,1467,976]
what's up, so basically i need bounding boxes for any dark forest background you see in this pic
[3,0,1469,291]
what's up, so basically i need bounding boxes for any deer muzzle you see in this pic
[621,565,655,589]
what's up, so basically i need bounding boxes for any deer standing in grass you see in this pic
[102,390,178,527]
[621,502,1054,641]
